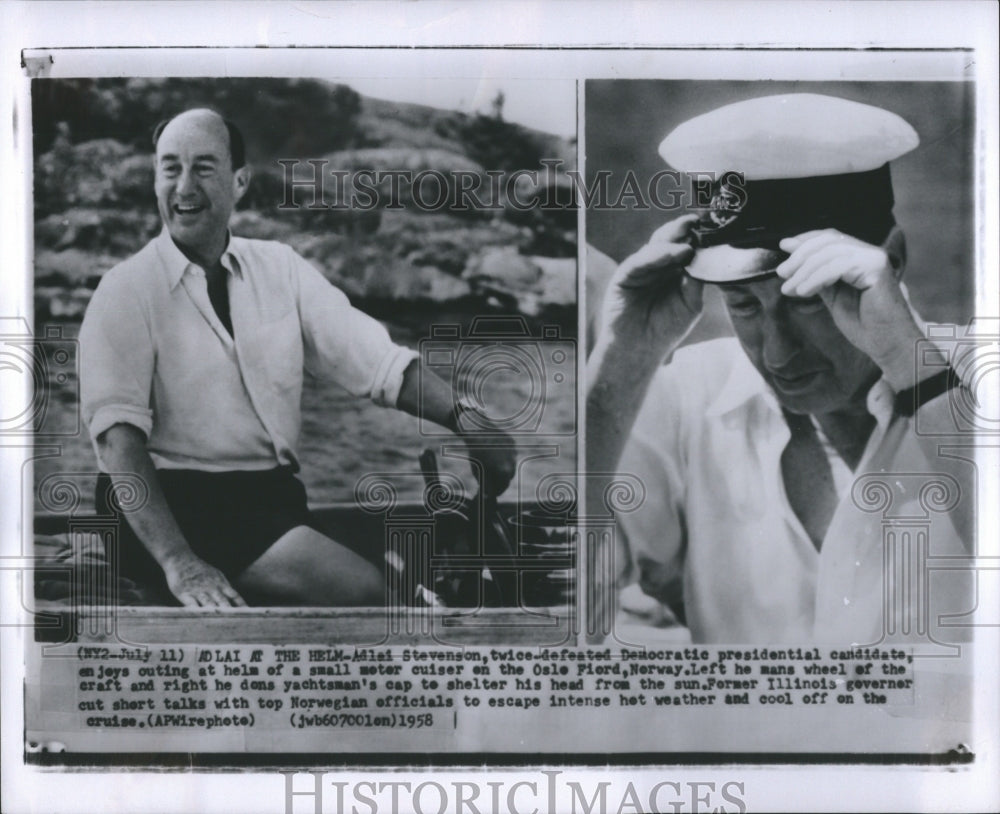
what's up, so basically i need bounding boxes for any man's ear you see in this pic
[883,226,907,279]
[232,165,252,205]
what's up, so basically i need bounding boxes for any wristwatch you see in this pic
[894,367,962,417]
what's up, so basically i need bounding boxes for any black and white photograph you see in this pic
[584,74,989,754]
[586,77,978,648]
[21,67,582,754]
[2,3,998,813]
[28,74,578,632]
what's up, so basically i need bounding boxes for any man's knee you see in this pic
[236,526,385,606]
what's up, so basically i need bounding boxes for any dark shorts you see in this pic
[95,467,320,601]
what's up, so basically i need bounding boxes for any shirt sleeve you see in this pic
[79,270,155,443]
[615,365,689,608]
[290,248,419,407]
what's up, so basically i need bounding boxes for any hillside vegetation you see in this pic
[32,78,576,324]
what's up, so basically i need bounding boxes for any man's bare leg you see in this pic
[233,526,384,606]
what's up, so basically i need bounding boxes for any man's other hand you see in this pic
[162,551,247,608]
[460,424,517,498]
[396,361,518,496]
[598,214,703,354]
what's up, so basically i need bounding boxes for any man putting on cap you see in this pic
[587,94,974,644]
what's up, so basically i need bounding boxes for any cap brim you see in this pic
[685,245,787,284]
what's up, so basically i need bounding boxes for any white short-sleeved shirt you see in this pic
[80,229,418,472]
[618,337,972,644]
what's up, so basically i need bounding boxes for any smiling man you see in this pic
[80,108,515,608]
[587,94,974,644]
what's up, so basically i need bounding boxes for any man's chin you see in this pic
[768,380,834,415]
[165,221,221,255]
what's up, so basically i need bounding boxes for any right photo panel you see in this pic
[584,76,981,752]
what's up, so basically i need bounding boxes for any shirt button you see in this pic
[843,597,851,606]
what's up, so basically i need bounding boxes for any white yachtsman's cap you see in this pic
[657,93,919,284]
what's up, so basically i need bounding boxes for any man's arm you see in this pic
[395,359,517,497]
[585,216,703,638]
[97,424,246,607]
[586,215,703,514]
[289,251,514,494]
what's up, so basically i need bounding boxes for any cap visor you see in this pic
[685,245,787,284]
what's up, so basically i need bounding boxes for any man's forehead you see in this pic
[719,276,784,298]
[156,112,230,158]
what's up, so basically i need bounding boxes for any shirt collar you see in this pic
[705,342,894,428]
[155,228,243,290]
[706,349,772,418]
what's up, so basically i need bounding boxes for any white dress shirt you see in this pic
[618,337,973,644]
[80,229,418,472]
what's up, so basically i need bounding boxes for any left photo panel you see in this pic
[24,73,580,756]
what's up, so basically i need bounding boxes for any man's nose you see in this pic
[175,167,198,196]
[761,314,801,369]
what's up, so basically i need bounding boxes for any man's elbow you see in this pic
[96,423,148,465]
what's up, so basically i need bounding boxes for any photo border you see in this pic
[3,3,997,813]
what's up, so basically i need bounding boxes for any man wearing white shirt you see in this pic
[80,109,516,608]
[587,94,975,644]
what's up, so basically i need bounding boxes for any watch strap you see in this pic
[894,367,962,417]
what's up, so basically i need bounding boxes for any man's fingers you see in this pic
[173,572,246,608]
[182,591,212,608]
[776,231,856,280]
[785,261,859,298]
[779,244,852,294]
[201,577,246,608]
[779,241,886,296]
[778,229,850,255]
[776,236,839,278]
[222,585,248,607]
[212,574,246,607]
[649,213,700,245]
[618,264,680,291]
[200,587,234,608]
[623,242,695,280]
[779,232,824,253]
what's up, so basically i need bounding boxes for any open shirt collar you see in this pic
[155,227,244,290]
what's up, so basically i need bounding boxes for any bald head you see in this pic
[153,109,246,170]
